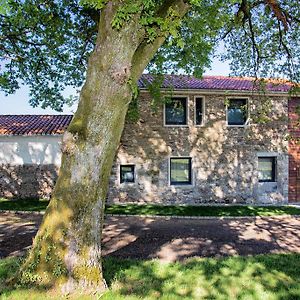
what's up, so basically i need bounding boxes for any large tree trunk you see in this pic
[18,0,189,295]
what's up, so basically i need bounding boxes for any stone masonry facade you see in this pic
[107,91,290,205]
[0,91,296,204]
[0,164,58,199]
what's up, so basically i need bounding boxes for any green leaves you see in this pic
[0,0,299,110]
[80,0,108,10]
[0,0,9,14]
[0,0,97,110]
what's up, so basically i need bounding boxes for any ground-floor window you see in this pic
[258,157,276,182]
[170,157,192,185]
[120,165,135,183]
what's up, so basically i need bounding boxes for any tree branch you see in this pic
[131,0,190,81]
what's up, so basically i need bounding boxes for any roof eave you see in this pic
[139,87,290,96]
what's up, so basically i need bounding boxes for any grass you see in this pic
[0,198,49,212]
[1,198,300,217]
[105,203,300,217]
[1,254,300,299]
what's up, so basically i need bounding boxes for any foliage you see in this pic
[1,254,300,299]
[0,0,299,110]
[223,0,300,81]
[0,0,97,110]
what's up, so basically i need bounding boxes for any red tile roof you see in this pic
[139,74,293,92]
[0,75,293,136]
[0,115,72,136]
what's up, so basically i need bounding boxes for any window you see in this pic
[258,157,276,182]
[195,97,204,125]
[227,98,248,126]
[120,165,135,183]
[170,157,192,185]
[165,97,187,125]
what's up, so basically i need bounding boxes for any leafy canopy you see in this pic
[0,0,299,110]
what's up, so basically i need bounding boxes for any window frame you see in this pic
[258,156,276,183]
[194,96,205,126]
[164,96,189,127]
[226,97,250,127]
[120,164,135,184]
[169,157,192,186]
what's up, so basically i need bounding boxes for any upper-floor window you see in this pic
[195,97,204,126]
[120,165,135,183]
[227,98,248,126]
[165,97,188,126]
[258,157,276,182]
[170,157,192,185]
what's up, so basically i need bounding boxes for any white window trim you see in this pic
[168,156,193,186]
[226,97,250,127]
[194,95,206,127]
[256,152,278,183]
[163,96,189,127]
[119,164,136,185]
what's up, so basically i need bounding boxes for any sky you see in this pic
[0,58,230,115]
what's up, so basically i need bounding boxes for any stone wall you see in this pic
[0,92,290,204]
[107,91,289,204]
[0,135,61,199]
[0,164,58,199]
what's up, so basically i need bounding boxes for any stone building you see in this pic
[0,75,299,204]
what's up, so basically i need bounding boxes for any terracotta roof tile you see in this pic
[0,75,293,136]
[138,74,292,92]
[0,115,72,136]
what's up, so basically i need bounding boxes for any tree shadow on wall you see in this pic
[0,134,59,199]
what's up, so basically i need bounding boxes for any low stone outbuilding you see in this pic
[0,75,299,204]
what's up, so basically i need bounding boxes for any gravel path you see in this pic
[1,212,300,262]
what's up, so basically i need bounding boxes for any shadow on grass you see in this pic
[105,204,300,217]
[0,198,49,212]
[1,254,300,299]
[0,257,54,298]
[102,254,300,300]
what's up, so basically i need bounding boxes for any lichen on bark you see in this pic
[16,0,190,296]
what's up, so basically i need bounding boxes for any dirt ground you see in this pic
[1,212,300,262]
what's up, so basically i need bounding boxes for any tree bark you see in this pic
[18,0,190,295]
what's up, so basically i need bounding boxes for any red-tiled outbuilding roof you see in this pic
[0,115,72,136]
[138,74,293,92]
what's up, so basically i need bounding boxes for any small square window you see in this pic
[258,157,276,182]
[170,157,192,185]
[195,97,204,125]
[165,97,187,125]
[227,99,248,126]
[120,165,135,183]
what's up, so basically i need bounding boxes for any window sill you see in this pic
[170,184,194,188]
[164,124,189,127]
[227,124,248,128]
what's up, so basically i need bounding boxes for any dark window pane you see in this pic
[258,157,276,182]
[120,165,135,183]
[195,97,203,125]
[227,99,248,125]
[170,158,192,185]
[165,98,187,125]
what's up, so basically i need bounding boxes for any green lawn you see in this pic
[1,254,300,299]
[105,203,300,217]
[1,198,300,217]
[0,198,49,212]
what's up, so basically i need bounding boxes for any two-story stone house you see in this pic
[0,74,299,204]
